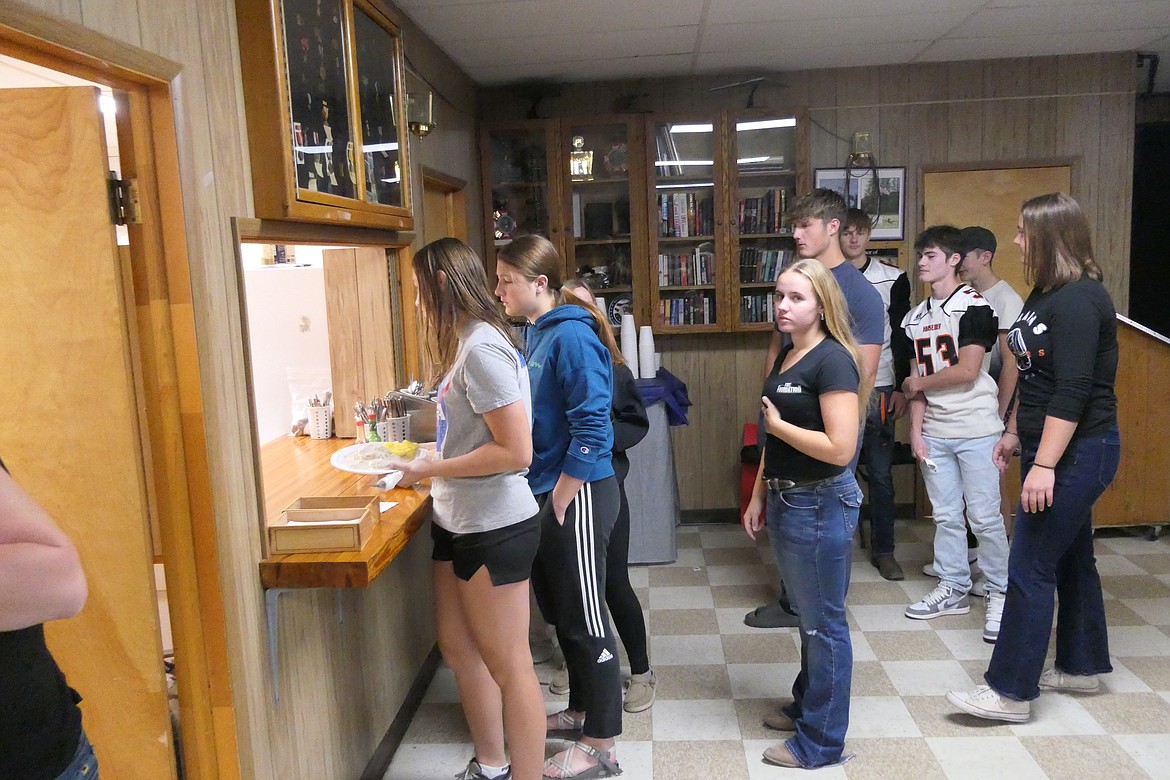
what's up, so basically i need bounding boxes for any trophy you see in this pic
[569,135,594,181]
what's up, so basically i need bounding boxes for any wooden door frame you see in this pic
[0,7,238,780]
[919,157,1080,217]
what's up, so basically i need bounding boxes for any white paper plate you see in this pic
[330,443,406,475]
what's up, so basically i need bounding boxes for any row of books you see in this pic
[657,192,714,238]
[738,189,788,235]
[658,250,715,287]
[741,293,776,324]
[659,293,716,326]
[738,247,794,283]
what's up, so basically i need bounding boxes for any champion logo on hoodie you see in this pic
[580,446,590,454]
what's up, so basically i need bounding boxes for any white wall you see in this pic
[242,263,332,444]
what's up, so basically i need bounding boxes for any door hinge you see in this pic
[108,173,141,226]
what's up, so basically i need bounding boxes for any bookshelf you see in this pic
[480,108,809,335]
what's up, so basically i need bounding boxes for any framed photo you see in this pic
[814,166,906,240]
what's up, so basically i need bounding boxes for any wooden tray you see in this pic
[267,496,379,554]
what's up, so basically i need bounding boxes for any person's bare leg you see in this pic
[458,567,546,780]
[434,562,507,768]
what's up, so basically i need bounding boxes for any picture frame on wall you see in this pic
[814,166,906,240]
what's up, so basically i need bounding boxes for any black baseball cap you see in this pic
[959,226,997,255]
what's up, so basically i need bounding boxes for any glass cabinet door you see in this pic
[483,124,558,255]
[647,117,722,332]
[731,114,799,330]
[562,119,642,328]
[352,4,406,208]
[281,0,357,200]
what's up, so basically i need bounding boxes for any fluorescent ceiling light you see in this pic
[654,160,713,167]
[655,182,713,189]
[295,145,331,154]
[380,177,401,184]
[668,123,713,133]
[737,156,771,164]
[363,142,399,152]
[736,118,796,131]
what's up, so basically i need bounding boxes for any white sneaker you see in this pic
[983,592,1005,643]
[905,583,970,619]
[946,685,1031,722]
[1039,669,1101,693]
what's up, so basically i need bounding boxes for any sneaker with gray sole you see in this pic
[624,670,656,712]
[1039,669,1100,692]
[905,583,970,619]
[946,685,1030,722]
[983,592,1005,643]
[455,758,512,780]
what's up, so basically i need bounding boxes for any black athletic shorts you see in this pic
[431,512,541,586]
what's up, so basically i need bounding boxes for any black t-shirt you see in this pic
[0,458,84,779]
[762,338,860,482]
[1007,277,1118,439]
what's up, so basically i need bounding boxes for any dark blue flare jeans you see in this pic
[767,470,861,767]
[985,428,1120,701]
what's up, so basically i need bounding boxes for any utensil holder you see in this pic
[307,406,333,439]
[376,416,409,443]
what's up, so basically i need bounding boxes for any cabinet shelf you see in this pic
[738,232,793,239]
[659,284,717,291]
[657,235,715,244]
[572,237,632,246]
[738,169,797,179]
[571,177,630,186]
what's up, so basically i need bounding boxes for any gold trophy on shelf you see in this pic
[569,135,594,181]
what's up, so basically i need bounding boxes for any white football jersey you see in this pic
[902,284,1003,438]
[860,257,906,388]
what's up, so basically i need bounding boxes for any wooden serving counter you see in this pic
[257,436,431,589]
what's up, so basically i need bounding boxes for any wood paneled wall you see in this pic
[7,0,478,778]
[481,53,1136,511]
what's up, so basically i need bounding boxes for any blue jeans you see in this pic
[860,386,896,554]
[55,730,99,779]
[766,471,861,767]
[985,429,1120,701]
[920,433,1008,594]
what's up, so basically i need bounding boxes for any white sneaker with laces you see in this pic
[983,592,1005,643]
[905,583,970,619]
[1039,669,1101,692]
[946,685,1031,722]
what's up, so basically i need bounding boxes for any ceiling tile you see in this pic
[953,2,1170,37]
[919,28,1166,61]
[702,13,968,52]
[695,40,931,73]
[706,0,982,23]
[453,26,698,68]
[407,0,706,42]
[472,53,695,85]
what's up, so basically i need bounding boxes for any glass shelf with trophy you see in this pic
[482,123,559,252]
[561,119,646,328]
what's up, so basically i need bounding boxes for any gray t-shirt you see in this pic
[431,321,538,534]
[981,279,1025,380]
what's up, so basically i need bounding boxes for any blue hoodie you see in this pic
[525,304,614,494]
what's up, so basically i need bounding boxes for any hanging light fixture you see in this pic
[407,90,435,138]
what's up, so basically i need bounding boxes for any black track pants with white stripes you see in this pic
[532,477,623,739]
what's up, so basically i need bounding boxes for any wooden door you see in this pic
[922,165,1072,523]
[923,165,1072,299]
[0,87,175,778]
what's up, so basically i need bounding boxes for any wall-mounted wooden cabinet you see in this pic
[236,0,413,230]
[481,110,806,334]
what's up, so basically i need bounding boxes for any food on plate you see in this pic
[383,440,419,459]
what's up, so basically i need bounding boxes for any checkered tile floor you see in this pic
[384,521,1170,779]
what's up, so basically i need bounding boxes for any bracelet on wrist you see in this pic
[1004,430,1019,437]
[1033,462,1055,470]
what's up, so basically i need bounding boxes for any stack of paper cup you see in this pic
[638,326,657,379]
[620,314,638,370]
